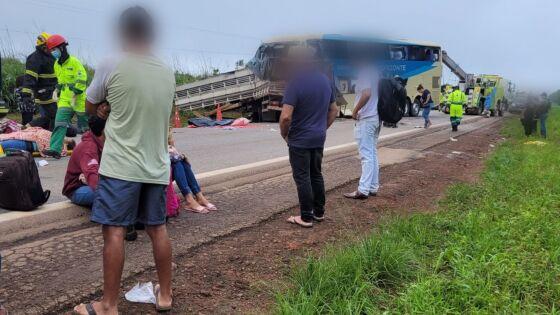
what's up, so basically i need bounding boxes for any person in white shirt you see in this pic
[344,64,381,199]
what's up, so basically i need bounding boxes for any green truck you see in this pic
[465,74,514,116]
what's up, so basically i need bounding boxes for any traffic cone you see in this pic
[216,104,223,121]
[174,107,182,128]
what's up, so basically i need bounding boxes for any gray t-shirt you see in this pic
[86,53,175,185]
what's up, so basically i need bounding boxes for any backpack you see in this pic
[377,77,408,124]
[0,150,50,211]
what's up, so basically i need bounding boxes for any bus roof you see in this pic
[262,34,440,48]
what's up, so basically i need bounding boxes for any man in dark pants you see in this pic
[279,46,339,228]
[23,32,58,130]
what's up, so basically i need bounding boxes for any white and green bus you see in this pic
[247,34,443,117]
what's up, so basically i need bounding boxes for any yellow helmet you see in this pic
[36,32,51,46]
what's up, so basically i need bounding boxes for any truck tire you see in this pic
[409,100,420,117]
[403,99,410,117]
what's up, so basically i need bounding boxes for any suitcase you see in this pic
[0,150,50,211]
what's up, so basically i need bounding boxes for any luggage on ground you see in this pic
[377,77,408,124]
[0,150,50,211]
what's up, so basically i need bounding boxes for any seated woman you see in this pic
[169,133,216,213]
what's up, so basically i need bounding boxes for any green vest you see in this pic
[54,55,87,109]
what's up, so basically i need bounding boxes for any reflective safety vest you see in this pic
[54,55,87,110]
[22,48,57,105]
[448,89,467,106]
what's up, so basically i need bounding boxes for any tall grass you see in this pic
[276,109,560,314]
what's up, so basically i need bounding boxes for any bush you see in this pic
[1,56,25,110]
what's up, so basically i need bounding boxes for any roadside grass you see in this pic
[275,110,560,314]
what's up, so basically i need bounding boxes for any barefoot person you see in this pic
[169,132,217,213]
[280,45,339,228]
[74,6,175,314]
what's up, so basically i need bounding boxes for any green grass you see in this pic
[275,109,560,314]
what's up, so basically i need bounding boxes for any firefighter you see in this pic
[23,32,58,128]
[42,35,88,159]
[448,85,466,132]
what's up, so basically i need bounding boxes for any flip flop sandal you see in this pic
[185,205,209,214]
[154,284,172,312]
[287,216,313,228]
[204,203,218,211]
[72,303,97,315]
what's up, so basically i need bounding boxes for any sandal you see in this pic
[154,284,172,312]
[184,205,209,213]
[72,303,97,315]
[287,216,313,228]
[204,203,218,211]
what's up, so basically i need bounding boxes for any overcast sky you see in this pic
[1,0,558,91]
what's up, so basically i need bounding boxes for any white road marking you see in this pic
[197,118,473,179]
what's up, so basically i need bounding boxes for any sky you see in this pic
[1,0,559,91]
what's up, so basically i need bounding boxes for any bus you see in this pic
[247,34,443,118]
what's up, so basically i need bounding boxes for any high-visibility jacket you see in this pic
[448,89,467,106]
[54,55,87,111]
[22,48,57,106]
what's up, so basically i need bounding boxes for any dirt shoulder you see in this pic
[116,120,504,315]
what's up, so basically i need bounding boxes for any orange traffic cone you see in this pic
[174,107,181,128]
[216,104,223,121]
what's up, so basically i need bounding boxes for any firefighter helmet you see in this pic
[46,34,67,50]
[36,32,51,46]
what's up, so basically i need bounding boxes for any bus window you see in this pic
[431,48,440,61]
[389,46,407,60]
[322,40,349,60]
[432,76,440,89]
[407,46,427,61]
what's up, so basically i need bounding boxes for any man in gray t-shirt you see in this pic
[74,6,174,314]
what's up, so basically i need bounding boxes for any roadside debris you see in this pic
[37,160,48,167]
[524,140,546,146]
[125,282,156,304]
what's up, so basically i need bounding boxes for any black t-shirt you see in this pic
[421,90,432,106]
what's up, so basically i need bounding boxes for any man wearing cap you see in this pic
[24,32,58,128]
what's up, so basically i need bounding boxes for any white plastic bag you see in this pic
[125,282,156,304]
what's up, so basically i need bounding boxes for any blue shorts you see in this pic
[91,175,167,226]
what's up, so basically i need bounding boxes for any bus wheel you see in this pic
[410,100,420,117]
[403,99,410,117]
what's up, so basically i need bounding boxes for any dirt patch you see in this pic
[89,122,503,315]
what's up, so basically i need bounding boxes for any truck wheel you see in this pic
[410,100,420,117]
[403,99,410,117]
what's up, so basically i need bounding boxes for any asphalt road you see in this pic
[27,112,462,204]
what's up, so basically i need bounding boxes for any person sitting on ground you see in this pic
[0,126,75,156]
[168,131,217,213]
[62,116,106,207]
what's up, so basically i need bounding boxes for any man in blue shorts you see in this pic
[73,6,175,314]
